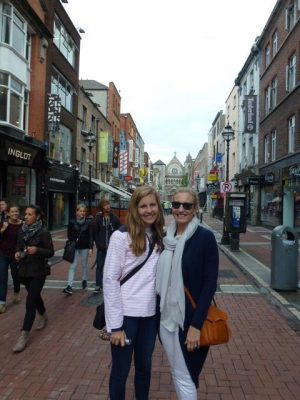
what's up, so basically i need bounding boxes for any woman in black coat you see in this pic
[156,188,219,399]
[13,205,54,353]
[63,203,93,295]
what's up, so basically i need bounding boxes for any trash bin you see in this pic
[271,225,298,290]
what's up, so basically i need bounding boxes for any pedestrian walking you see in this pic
[103,186,164,400]
[13,205,54,353]
[0,199,8,224]
[156,188,219,399]
[0,205,23,314]
[63,204,93,295]
[93,200,121,294]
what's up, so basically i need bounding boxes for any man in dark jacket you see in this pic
[93,200,121,294]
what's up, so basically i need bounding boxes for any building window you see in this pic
[271,130,276,161]
[288,115,295,153]
[285,1,297,31]
[286,53,296,92]
[264,135,269,163]
[0,3,27,58]
[82,105,87,131]
[270,78,277,111]
[0,72,26,129]
[49,123,71,164]
[265,44,270,67]
[249,69,254,91]
[265,86,270,115]
[51,69,75,113]
[53,15,76,67]
[272,30,278,56]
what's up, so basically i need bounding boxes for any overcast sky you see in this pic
[64,0,277,165]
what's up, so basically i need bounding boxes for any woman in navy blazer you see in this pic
[156,188,219,399]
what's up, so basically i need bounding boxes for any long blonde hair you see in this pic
[125,186,164,256]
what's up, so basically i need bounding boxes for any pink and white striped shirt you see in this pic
[103,230,160,332]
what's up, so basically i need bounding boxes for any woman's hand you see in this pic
[88,249,93,257]
[26,246,38,255]
[185,326,201,352]
[0,221,8,233]
[110,330,127,347]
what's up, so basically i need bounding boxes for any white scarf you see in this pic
[156,216,199,329]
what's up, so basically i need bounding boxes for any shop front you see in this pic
[283,163,300,234]
[47,163,78,230]
[0,130,45,214]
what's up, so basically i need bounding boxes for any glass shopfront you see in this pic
[6,166,37,208]
[51,192,69,229]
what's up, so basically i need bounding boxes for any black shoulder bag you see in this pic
[93,238,155,330]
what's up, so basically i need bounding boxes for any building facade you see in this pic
[257,0,300,232]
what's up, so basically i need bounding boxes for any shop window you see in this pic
[6,166,36,207]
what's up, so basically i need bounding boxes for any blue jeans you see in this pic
[0,255,20,303]
[109,315,157,400]
[96,250,106,288]
[67,249,89,287]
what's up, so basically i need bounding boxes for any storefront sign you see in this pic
[264,173,274,183]
[48,94,61,133]
[248,176,260,185]
[244,95,257,134]
[289,164,300,177]
[7,147,32,160]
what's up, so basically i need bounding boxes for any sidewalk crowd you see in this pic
[0,212,299,399]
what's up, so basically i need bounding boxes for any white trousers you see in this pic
[67,249,89,287]
[160,324,197,400]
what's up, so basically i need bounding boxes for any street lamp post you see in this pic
[221,123,234,245]
[82,130,96,217]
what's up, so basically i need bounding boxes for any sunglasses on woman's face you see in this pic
[171,202,194,211]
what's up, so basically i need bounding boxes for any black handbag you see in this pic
[93,239,154,330]
[62,239,76,263]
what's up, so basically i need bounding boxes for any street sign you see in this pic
[221,181,232,193]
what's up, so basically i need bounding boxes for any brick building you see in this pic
[257,0,300,232]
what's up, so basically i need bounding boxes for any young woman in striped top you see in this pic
[103,186,164,400]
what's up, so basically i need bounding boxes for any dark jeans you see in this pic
[109,315,157,400]
[22,276,46,332]
[96,250,106,288]
[0,255,20,302]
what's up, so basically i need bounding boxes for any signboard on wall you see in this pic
[244,95,257,134]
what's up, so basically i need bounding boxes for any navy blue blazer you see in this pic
[179,225,219,387]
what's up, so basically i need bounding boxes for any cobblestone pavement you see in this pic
[0,215,299,399]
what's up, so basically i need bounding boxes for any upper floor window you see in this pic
[0,3,28,59]
[82,105,87,131]
[249,69,254,91]
[53,15,76,67]
[265,44,270,67]
[285,1,297,31]
[271,130,276,161]
[264,135,269,163]
[286,53,296,92]
[288,115,295,153]
[272,30,278,56]
[270,78,277,111]
[49,123,71,163]
[51,69,75,113]
[265,86,271,115]
[0,72,26,129]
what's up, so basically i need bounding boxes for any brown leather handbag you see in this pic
[184,287,231,347]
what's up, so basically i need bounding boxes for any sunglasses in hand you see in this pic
[171,202,194,211]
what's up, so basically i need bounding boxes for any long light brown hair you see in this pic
[125,186,164,256]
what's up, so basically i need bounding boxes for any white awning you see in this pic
[81,176,131,200]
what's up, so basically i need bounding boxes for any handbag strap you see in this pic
[184,286,216,309]
[120,237,155,286]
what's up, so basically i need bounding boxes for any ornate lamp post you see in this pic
[221,123,234,245]
[82,129,96,217]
